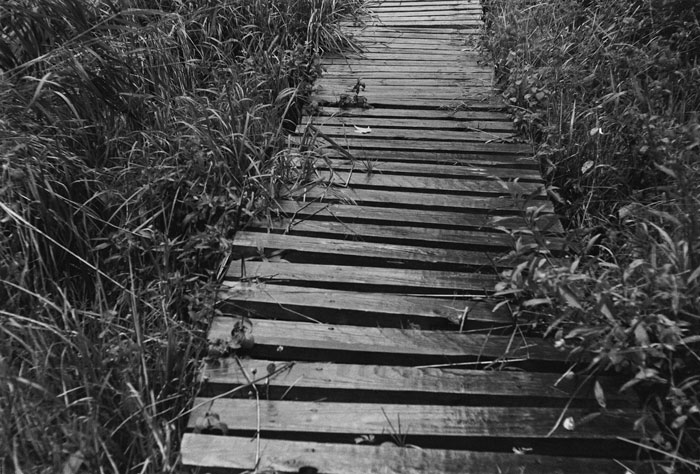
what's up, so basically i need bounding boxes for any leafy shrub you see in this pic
[483,0,700,470]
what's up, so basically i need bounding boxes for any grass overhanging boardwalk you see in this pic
[182,1,650,472]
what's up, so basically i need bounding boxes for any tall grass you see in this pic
[483,0,700,470]
[0,0,360,471]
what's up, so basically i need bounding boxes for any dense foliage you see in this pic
[483,0,700,470]
[0,0,359,471]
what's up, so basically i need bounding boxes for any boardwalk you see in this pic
[181,1,648,472]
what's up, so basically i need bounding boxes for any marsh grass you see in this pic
[0,0,360,471]
[483,0,700,470]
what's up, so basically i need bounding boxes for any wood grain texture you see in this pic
[301,159,540,180]
[201,358,635,406]
[246,218,562,253]
[307,169,544,196]
[187,398,642,440]
[284,185,551,213]
[266,200,562,233]
[182,435,646,474]
[219,282,509,327]
[226,260,499,292]
[298,123,513,142]
[304,116,515,132]
[208,318,569,364]
[310,137,531,155]
[231,231,507,268]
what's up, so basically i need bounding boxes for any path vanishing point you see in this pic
[181,0,652,472]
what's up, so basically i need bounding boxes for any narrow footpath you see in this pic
[181,1,650,472]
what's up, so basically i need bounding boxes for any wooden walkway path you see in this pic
[181,1,649,472]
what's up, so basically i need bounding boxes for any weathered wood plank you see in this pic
[299,124,512,142]
[330,52,479,61]
[314,96,500,109]
[320,70,487,79]
[315,106,508,121]
[219,281,508,327]
[309,137,531,155]
[267,201,562,233]
[306,170,542,196]
[248,218,506,248]
[316,148,539,168]
[207,318,569,365]
[305,116,513,132]
[200,358,635,406]
[369,5,482,13]
[323,58,487,69]
[227,261,499,292]
[285,185,550,213]
[187,399,641,444]
[302,158,540,180]
[181,435,645,474]
[316,78,492,89]
[231,231,508,268]
[246,218,559,251]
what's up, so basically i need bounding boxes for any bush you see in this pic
[0,0,359,471]
[483,0,700,470]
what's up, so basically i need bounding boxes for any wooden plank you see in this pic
[323,58,487,69]
[314,96,499,109]
[363,21,480,28]
[306,114,512,130]
[313,86,495,100]
[311,137,530,155]
[207,318,569,364]
[370,5,482,13]
[352,46,472,54]
[306,116,513,132]
[302,159,540,180]
[231,232,510,268]
[320,70,488,79]
[267,201,562,233]
[300,124,514,142]
[308,170,542,195]
[181,435,645,474]
[200,358,635,406]
[285,185,550,212]
[316,78,491,88]
[359,43,478,51]
[219,282,509,327]
[316,148,539,168]
[371,13,481,21]
[246,218,557,251]
[227,261,499,292]
[330,52,479,61]
[248,218,510,248]
[316,106,508,121]
[187,399,642,443]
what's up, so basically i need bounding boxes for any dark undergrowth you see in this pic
[0,0,360,471]
[483,0,700,471]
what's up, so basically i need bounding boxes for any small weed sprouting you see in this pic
[483,0,700,470]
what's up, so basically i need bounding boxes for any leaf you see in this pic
[62,450,85,474]
[558,285,582,309]
[353,125,371,134]
[594,380,607,409]
[634,323,650,346]
[512,446,533,455]
[563,417,576,430]
[581,160,595,174]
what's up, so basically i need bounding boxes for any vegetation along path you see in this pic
[182,1,652,472]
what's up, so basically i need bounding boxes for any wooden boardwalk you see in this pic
[181,1,649,472]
